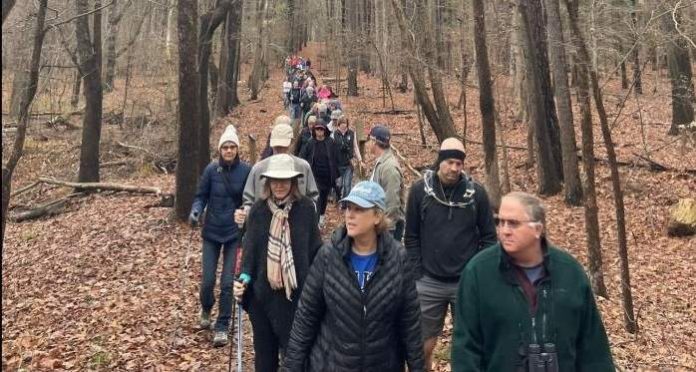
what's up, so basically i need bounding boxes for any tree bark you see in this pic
[564,0,608,299]
[472,0,501,209]
[248,0,268,100]
[104,0,129,91]
[2,0,48,244]
[518,0,563,196]
[662,5,695,135]
[176,0,201,221]
[346,0,359,96]
[215,3,243,116]
[2,0,16,25]
[544,0,583,205]
[76,0,105,183]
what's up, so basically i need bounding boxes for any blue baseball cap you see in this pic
[340,181,387,211]
[369,124,391,145]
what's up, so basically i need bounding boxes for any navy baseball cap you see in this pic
[340,181,386,211]
[369,125,391,145]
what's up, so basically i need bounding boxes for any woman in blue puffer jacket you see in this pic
[189,124,251,347]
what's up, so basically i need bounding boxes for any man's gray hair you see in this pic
[504,191,547,233]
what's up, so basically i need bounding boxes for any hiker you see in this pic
[299,121,339,228]
[295,115,317,157]
[188,125,252,347]
[317,102,331,125]
[233,154,323,372]
[317,84,334,100]
[288,81,303,120]
[282,79,292,109]
[331,114,362,199]
[283,181,425,371]
[404,137,497,370]
[300,86,318,122]
[303,103,320,129]
[367,124,405,241]
[451,192,615,371]
[240,119,319,215]
[327,109,342,133]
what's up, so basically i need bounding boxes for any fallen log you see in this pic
[9,193,82,222]
[38,177,165,195]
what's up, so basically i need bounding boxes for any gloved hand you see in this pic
[189,211,200,227]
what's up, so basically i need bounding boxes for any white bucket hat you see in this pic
[261,154,303,179]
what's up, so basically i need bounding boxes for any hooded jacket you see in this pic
[404,170,497,281]
[451,242,615,372]
[191,157,251,243]
[283,227,425,372]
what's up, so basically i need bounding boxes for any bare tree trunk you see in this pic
[630,0,642,95]
[70,69,81,109]
[346,0,359,96]
[216,3,243,116]
[175,0,200,221]
[2,0,47,244]
[105,0,129,92]
[518,0,563,196]
[248,0,268,100]
[565,0,608,299]
[545,0,583,205]
[472,0,501,208]
[389,0,458,142]
[662,5,695,135]
[165,0,176,61]
[76,0,104,183]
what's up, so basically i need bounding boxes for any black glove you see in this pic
[189,211,200,227]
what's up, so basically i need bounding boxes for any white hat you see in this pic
[274,115,292,126]
[218,124,240,150]
[261,154,302,179]
[330,109,343,120]
[270,123,294,147]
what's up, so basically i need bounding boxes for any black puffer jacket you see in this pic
[283,227,425,372]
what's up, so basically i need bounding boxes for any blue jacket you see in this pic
[191,158,251,243]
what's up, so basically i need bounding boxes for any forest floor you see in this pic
[2,42,696,371]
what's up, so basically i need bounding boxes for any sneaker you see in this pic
[199,310,212,330]
[213,331,228,347]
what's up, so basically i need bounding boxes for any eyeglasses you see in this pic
[221,145,237,151]
[494,216,539,229]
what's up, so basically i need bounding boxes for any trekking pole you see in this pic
[229,212,247,372]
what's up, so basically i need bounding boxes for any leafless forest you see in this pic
[2,0,695,370]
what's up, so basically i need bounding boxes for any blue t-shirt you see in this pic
[350,250,378,292]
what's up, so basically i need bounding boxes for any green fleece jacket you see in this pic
[451,242,615,372]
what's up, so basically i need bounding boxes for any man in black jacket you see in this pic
[299,121,340,227]
[404,137,497,370]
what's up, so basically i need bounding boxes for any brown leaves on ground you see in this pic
[3,42,695,370]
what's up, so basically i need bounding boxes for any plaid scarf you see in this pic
[266,198,297,300]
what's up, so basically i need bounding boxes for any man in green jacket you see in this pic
[368,124,405,241]
[451,191,615,372]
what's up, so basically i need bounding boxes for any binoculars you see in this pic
[526,343,559,372]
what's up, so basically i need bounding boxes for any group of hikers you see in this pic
[187,62,616,371]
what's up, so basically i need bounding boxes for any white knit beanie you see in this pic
[218,124,240,150]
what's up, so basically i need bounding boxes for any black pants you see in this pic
[248,297,294,371]
[317,184,330,216]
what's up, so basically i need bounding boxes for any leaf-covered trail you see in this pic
[3,42,696,370]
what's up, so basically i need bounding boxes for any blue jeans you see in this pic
[288,104,302,119]
[337,165,353,200]
[200,238,237,332]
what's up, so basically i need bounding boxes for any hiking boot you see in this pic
[199,310,212,330]
[212,331,228,347]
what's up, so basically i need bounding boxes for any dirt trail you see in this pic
[3,40,696,370]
